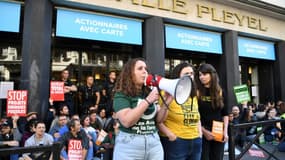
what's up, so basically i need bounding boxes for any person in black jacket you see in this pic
[195,63,229,160]
[60,69,77,115]
[78,76,100,116]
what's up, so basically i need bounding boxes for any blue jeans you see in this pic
[10,154,18,160]
[113,131,163,160]
[160,136,202,160]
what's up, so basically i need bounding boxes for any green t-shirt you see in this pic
[113,92,157,134]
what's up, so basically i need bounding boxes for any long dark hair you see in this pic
[195,63,224,109]
[114,58,150,97]
[171,62,197,97]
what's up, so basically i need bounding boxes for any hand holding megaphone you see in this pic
[145,87,159,105]
[145,74,192,105]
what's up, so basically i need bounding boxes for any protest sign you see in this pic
[6,90,27,117]
[50,81,64,101]
[234,84,251,103]
[68,139,83,160]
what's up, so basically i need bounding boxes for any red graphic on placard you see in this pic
[68,139,83,160]
[50,81,64,101]
[6,90,27,117]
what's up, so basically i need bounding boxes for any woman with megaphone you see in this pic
[195,63,229,160]
[112,58,172,160]
[157,62,202,160]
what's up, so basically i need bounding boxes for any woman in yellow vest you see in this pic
[157,62,202,160]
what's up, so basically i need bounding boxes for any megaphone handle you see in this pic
[157,86,169,110]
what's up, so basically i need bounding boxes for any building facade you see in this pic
[0,0,285,119]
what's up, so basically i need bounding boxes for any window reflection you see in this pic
[51,49,131,87]
[0,46,21,88]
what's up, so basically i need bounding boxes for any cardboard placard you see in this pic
[233,84,251,103]
[96,129,107,145]
[212,120,224,142]
[6,90,27,117]
[68,139,83,160]
[50,81,64,101]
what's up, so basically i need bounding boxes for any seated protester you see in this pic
[97,119,119,160]
[45,99,57,132]
[244,106,258,136]
[88,105,98,113]
[58,119,89,160]
[255,104,267,121]
[49,114,69,141]
[22,121,54,160]
[103,111,116,131]
[81,115,98,160]
[0,116,22,160]
[278,101,285,152]
[232,104,248,148]
[18,112,38,134]
[49,104,70,130]
[264,107,281,143]
[20,119,37,147]
[89,110,103,131]
[97,108,107,128]
[71,114,80,121]
[232,105,242,125]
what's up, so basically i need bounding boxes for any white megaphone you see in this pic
[145,74,192,105]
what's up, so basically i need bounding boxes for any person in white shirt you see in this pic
[21,121,54,160]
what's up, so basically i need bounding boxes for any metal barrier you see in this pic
[228,119,285,160]
[0,142,61,160]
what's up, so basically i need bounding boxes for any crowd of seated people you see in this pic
[229,101,285,152]
[0,99,118,160]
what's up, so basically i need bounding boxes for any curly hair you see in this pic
[114,58,150,97]
[195,63,224,109]
[171,62,197,97]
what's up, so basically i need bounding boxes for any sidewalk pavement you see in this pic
[223,143,285,160]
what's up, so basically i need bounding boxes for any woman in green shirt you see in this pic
[113,58,170,160]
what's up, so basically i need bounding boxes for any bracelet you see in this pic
[144,98,151,105]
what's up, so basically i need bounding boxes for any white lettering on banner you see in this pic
[178,32,212,47]
[80,26,124,36]
[7,110,26,114]
[7,91,27,101]
[51,90,64,94]
[68,140,82,160]
[177,33,212,42]
[75,18,128,30]
[7,90,27,117]
[80,26,100,33]
[101,28,123,36]
[75,17,128,37]
[244,43,267,55]
[7,101,26,105]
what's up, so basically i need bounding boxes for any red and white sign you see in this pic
[50,81,64,101]
[68,139,83,160]
[6,90,27,117]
